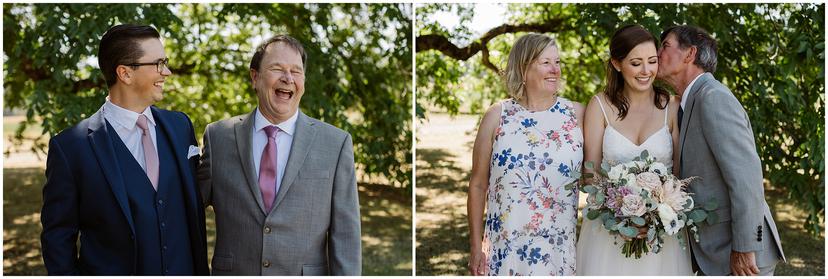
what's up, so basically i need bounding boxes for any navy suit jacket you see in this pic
[40,106,209,275]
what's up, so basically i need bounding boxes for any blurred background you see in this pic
[3,3,412,275]
[415,3,824,275]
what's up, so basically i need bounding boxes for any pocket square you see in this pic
[187,145,200,159]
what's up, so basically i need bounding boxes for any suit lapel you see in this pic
[271,112,316,212]
[679,73,712,165]
[152,107,196,207]
[234,112,268,214]
[87,109,136,235]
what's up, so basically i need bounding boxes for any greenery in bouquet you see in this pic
[565,150,718,259]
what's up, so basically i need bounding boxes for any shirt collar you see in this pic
[680,73,705,110]
[103,96,156,130]
[254,108,298,136]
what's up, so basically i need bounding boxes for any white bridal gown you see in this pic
[575,96,693,275]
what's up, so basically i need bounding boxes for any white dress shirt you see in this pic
[252,109,297,189]
[680,73,705,110]
[101,97,157,173]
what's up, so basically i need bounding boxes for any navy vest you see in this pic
[109,123,195,275]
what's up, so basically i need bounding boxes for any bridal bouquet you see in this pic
[565,150,717,259]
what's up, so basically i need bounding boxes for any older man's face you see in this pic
[251,42,305,123]
[657,33,685,81]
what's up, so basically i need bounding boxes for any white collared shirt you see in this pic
[252,109,297,188]
[680,73,705,110]
[101,97,157,173]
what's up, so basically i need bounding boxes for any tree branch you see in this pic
[416,19,570,73]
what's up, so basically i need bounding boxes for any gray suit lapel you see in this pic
[234,112,268,214]
[679,73,713,165]
[271,111,316,212]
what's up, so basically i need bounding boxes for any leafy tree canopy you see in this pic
[417,3,824,235]
[4,3,412,189]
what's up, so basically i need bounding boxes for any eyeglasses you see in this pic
[124,58,169,73]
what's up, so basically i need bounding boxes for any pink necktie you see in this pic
[136,115,159,190]
[259,126,280,213]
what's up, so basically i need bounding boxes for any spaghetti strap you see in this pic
[594,95,610,125]
[664,101,669,126]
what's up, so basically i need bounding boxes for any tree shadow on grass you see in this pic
[415,148,469,196]
[3,167,47,275]
[415,148,471,275]
[359,182,412,275]
[3,167,412,275]
[765,187,825,276]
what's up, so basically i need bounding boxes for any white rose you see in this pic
[623,173,641,193]
[621,194,647,217]
[649,162,669,176]
[607,164,626,182]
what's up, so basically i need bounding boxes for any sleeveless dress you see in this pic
[484,98,583,276]
[575,96,693,275]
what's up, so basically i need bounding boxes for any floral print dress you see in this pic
[484,98,583,275]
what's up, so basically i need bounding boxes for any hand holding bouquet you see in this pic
[565,150,718,259]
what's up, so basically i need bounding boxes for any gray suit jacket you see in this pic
[199,110,362,275]
[678,73,785,275]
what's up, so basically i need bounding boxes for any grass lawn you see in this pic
[2,167,412,275]
[415,112,825,276]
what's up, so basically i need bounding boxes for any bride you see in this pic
[575,25,692,275]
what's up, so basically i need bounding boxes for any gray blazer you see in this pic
[678,73,785,275]
[199,110,361,275]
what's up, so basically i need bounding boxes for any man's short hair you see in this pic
[661,25,718,73]
[249,35,307,72]
[98,24,161,88]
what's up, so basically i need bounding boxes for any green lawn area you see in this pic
[2,167,411,275]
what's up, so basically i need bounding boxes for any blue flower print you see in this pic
[486,213,503,232]
[521,118,538,128]
[496,148,512,167]
[558,163,570,177]
[517,245,529,261]
[528,247,542,265]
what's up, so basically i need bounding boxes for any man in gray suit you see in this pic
[198,35,361,275]
[657,25,785,276]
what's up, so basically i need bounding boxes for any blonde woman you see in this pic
[467,33,584,276]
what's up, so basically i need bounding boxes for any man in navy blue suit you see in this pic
[40,24,208,275]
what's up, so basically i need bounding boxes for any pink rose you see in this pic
[621,194,647,217]
[636,172,662,191]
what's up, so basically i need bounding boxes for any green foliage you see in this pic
[3,3,412,189]
[417,3,824,235]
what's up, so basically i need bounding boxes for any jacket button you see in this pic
[263,260,271,268]
[264,227,271,234]
[757,237,763,241]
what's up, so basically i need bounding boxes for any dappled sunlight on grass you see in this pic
[4,167,411,275]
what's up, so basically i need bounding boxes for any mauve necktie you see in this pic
[259,125,281,213]
[136,115,159,190]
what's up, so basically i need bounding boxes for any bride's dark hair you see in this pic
[603,24,669,120]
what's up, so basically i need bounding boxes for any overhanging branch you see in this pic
[416,19,570,73]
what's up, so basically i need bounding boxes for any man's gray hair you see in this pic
[661,25,718,73]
